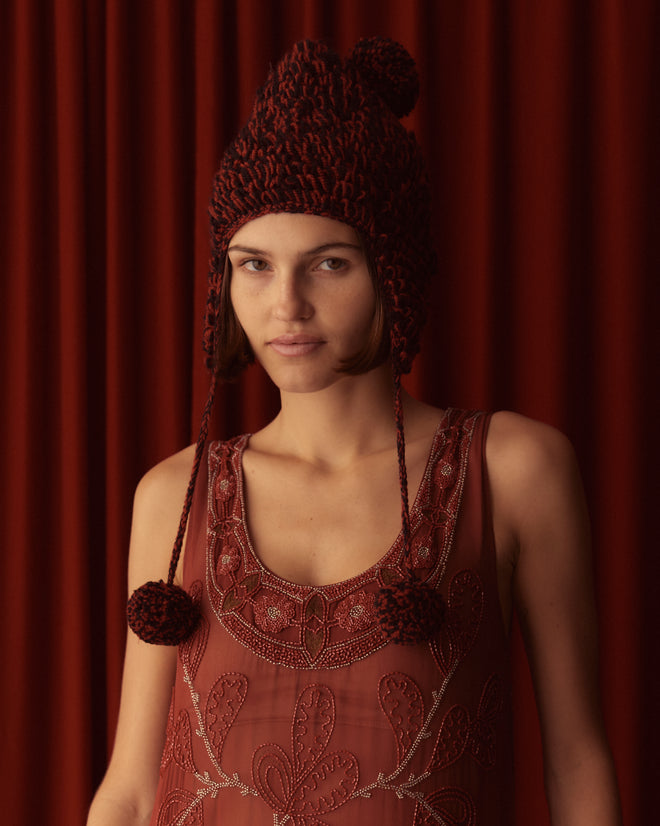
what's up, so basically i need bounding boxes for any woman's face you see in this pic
[228,213,376,394]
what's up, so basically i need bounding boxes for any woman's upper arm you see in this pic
[487,412,619,818]
[89,446,194,823]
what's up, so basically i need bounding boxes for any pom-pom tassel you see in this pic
[375,578,446,645]
[127,580,201,645]
[127,372,217,646]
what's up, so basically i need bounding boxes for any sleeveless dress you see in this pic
[150,409,513,825]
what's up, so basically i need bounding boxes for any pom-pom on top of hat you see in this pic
[348,37,420,118]
[127,580,201,645]
[375,577,446,645]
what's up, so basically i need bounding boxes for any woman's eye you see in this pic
[318,257,346,271]
[243,259,269,272]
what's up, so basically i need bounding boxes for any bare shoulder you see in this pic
[487,409,576,468]
[486,410,587,554]
[486,410,579,492]
[134,444,196,513]
[128,444,196,589]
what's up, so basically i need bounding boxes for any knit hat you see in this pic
[127,37,444,647]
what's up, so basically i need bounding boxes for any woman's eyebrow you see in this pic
[306,242,363,255]
[227,245,268,255]
[227,241,363,256]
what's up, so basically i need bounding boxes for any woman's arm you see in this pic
[487,412,622,826]
[87,446,195,826]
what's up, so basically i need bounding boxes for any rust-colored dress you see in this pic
[150,409,513,825]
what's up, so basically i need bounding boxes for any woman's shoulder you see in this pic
[486,410,577,474]
[128,444,197,587]
[133,445,195,540]
[135,443,197,511]
[485,410,584,535]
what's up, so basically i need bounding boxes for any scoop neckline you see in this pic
[231,412,449,592]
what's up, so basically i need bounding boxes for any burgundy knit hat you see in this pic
[127,38,444,647]
[205,38,432,376]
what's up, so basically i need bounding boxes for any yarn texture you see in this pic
[205,37,435,377]
[375,578,447,645]
[127,580,201,645]
[347,37,420,118]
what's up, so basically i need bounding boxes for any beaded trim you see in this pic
[204,409,481,669]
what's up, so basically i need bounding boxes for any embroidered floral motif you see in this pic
[334,591,376,631]
[214,473,235,502]
[208,444,239,530]
[429,705,471,771]
[215,541,240,576]
[303,592,328,662]
[467,674,504,769]
[410,520,440,570]
[157,789,204,826]
[431,569,484,677]
[378,673,425,762]
[166,710,196,774]
[429,674,503,772]
[160,696,176,772]
[356,669,492,820]
[180,580,209,681]
[412,543,432,567]
[252,684,359,821]
[433,458,456,489]
[253,591,296,633]
[205,673,248,761]
[414,786,476,826]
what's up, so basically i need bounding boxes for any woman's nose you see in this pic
[272,272,313,321]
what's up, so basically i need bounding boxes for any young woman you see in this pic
[88,38,621,825]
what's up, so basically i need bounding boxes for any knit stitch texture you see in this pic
[205,38,435,376]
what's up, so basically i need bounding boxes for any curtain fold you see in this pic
[1,1,656,823]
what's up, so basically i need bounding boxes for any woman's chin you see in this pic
[259,361,348,396]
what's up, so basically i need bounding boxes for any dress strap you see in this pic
[182,442,211,585]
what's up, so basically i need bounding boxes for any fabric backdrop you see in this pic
[1,1,657,824]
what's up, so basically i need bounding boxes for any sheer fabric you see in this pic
[151,410,513,825]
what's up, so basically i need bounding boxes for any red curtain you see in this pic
[1,1,656,823]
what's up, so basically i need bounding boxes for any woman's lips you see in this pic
[267,335,324,357]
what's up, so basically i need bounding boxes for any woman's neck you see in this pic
[254,364,402,468]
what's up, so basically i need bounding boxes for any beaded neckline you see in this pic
[203,408,479,669]
[232,413,449,593]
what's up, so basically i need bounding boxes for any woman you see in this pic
[88,38,621,825]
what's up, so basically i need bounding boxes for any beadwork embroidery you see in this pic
[157,789,204,826]
[179,581,209,682]
[379,672,425,762]
[252,684,359,820]
[160,665,500,825]
[254,591,296,633]
[205,410,479,669]
[334,591,377,632]
[431,570,485,678]
[414,787,476,826]
[153,410,511,825]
